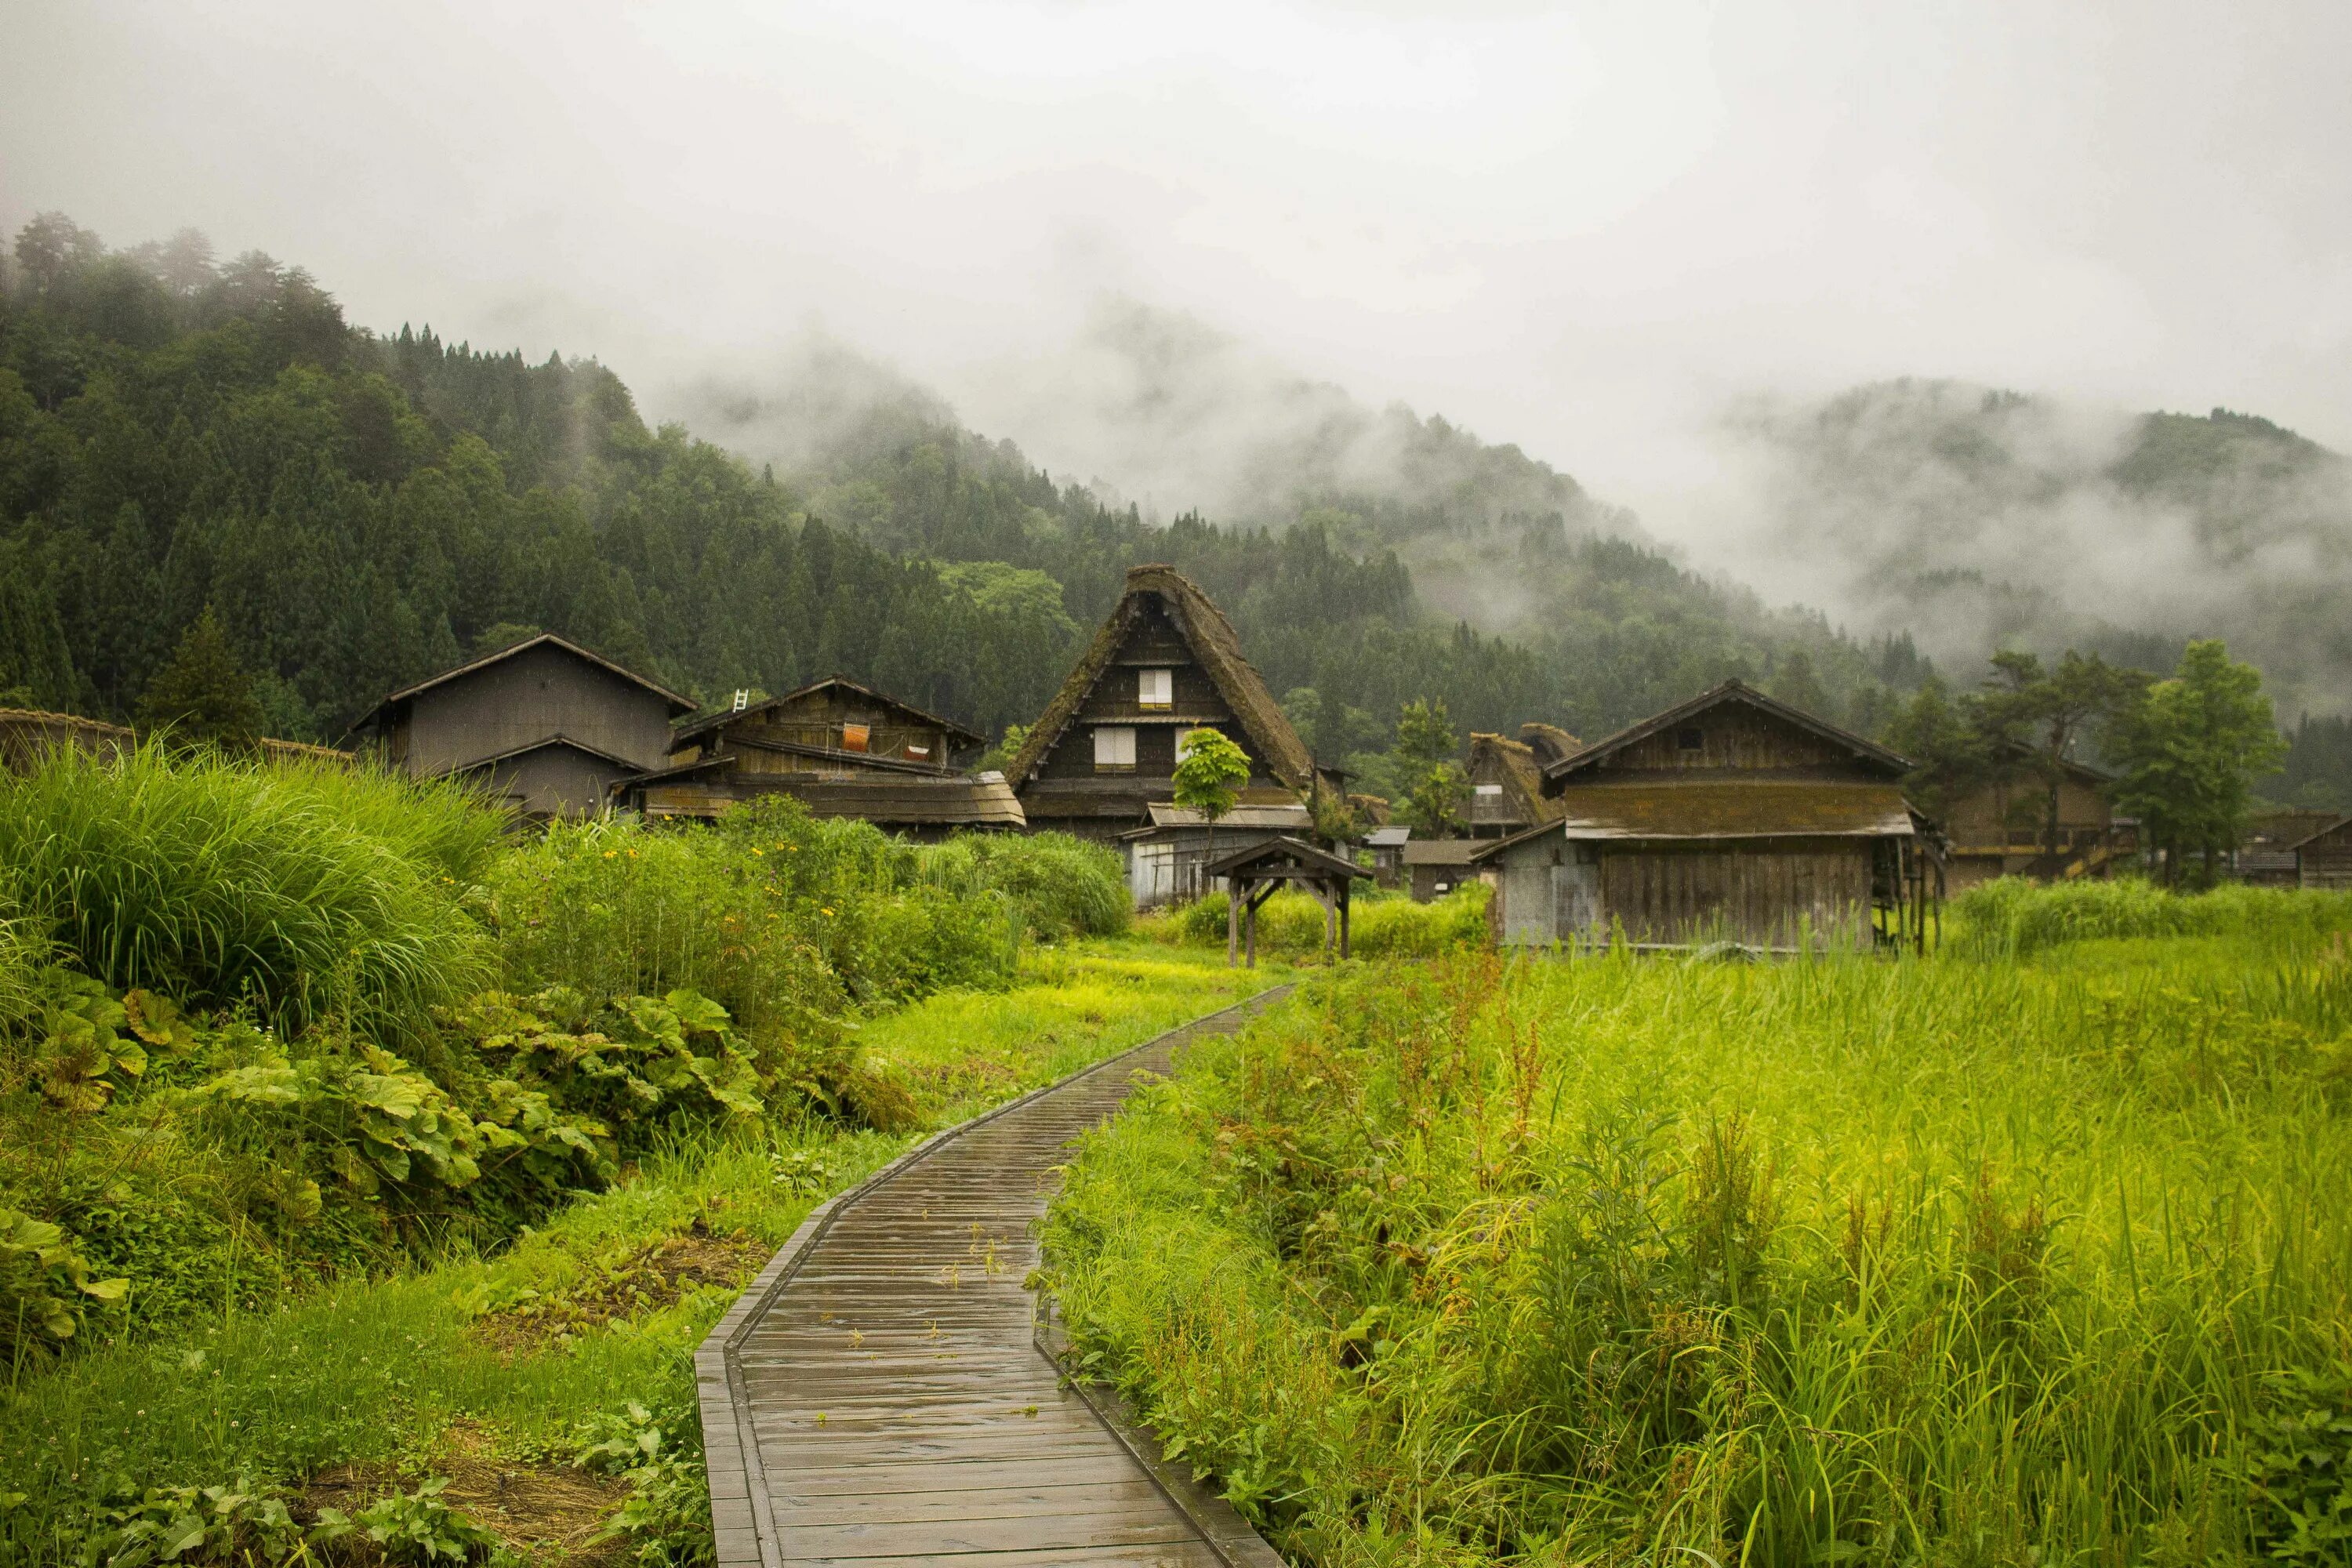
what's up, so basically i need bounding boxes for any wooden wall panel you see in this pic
[1599,840,1871,949]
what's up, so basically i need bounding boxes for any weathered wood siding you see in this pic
[486,746,644,820]
[1601,705,1854,776]
[397,643,674,775]
[2301,821,2352,889]
[1599,839,1871,948]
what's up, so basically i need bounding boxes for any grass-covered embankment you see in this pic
[0,742,1215,1563]
[1043,886,2352,1566]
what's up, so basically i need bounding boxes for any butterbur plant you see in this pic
[0,1207,126,1365]
[577,1390,716,1566]
[314,1476,512,1565]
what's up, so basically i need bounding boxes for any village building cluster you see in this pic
[9,562,2342,948]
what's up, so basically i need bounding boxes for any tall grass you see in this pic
[1044,944,2352,1565]
[1950,874,2352,959]
[913,831,1132,942]
[0,745,499,1036]
[1168,884,1490,958]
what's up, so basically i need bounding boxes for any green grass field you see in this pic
[1041,886,2352,1566]
[0,941,1283,1564]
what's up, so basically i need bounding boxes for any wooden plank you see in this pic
[698,989,1294,1566]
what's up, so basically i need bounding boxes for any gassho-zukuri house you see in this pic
[1006,564,1344,904]
[1472,680,1940,952]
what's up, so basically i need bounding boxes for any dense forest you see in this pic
[2,213,2343,805]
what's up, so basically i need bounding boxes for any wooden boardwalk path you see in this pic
[699,991,1292,1567]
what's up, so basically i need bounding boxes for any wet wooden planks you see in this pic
[699,990,1292,1567]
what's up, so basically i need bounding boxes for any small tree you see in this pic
[2108,639,2286,885]
[1403,760,1471,837]
[1173,728,1252,891]
[137,606,263,750]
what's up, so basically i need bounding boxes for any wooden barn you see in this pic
[1473,680,1936,951]
[1403,837,1485,903]
[1007,564,1342,844]
[348,633,692,820]
[1943,744,2127,887]
[2291,816,2352,889]
[2239,810,2339,887]
[1466,724,1577,838]
[617,676,1022,837]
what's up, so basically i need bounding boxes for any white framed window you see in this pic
[1138,668,1172,709]
[1093,726,1138,772]
[1474,783,1504,797]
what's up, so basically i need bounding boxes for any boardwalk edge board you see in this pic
[1034,1306,1289,1568]
[697,985,1294,1566]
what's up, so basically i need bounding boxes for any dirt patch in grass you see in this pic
[474,1223,769,1358]
[306,1424,629,1563]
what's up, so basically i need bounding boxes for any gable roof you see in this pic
[2289,814,2352,852]
[1007,564,1320,791]
[1202,834,1368,880]
[1541,679,1909,789]
[675,675,982,746]
[352,633,694,735]
[429,732,649,777]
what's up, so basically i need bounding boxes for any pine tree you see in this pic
[137,606,263,748]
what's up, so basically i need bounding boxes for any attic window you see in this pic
[841,724,870,753]
[903,743,931,761]
[1474,783,1504,797]
[1138,668,1172,710]
[1094,726,1138,773]
[1675,727,1704,752]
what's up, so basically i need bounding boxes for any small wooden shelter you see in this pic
[2241,810,2339,887]
[0,708,133,771]
[1403,837,1483,902]
[617,676,1022,838]
[348,633,692,819]
[1204,836,1370,967]
[1476,680,1937,952]
[1007,564,1342,842]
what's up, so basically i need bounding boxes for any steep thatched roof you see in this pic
[1519,722,1580,770]
[1468,731,1564,826]
[1008,564,1323,792]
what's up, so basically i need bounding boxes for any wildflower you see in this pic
[752,847,764,856]
[822,907,836,916]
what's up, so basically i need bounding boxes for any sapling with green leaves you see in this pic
[1173,728,1252,881]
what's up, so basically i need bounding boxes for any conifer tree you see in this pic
[137,606,263,749]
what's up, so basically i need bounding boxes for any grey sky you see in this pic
[5,0,2349,550]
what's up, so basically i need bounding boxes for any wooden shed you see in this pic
[2241,810,2339,887]
[347,633,693,820]
[1120,800,1318,909]
[2292,816,2352,889]
[1403,837,1484,903]
[618,676,1020,838]
[1007,564,1341,842]
[1943,744,2125,887]
[1474,681,1936,952]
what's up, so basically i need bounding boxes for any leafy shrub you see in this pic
[916,832,1131,941]
[577,1387,715,1566]
[0,1207,125,1367]
[73,1477,307,1567]
[1170,884,1490,957]
[0,744,499,1037]
[1951,876,2352,958]
[315,1476,509,1565]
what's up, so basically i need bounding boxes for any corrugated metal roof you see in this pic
[1402,838,1483,865]
[1365,826,1411,848]
[1553,781,1915,840]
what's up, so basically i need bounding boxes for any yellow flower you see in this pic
[603,851,617,859]
[821,907,836,916]
[751,848,764,856]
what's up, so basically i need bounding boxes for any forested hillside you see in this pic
[2,214,2342,805]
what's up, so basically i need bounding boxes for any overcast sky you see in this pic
[6,0,2349,547]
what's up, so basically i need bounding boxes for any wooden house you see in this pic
[347,633,693,820]
[2240,810,2339,887]
[1466,724,1577,838]
[1942,744,2125,887]
[617,676,1022,837]
[1007,564,1342,843]
[2292,816,2352,889]
[1473,680,1935,951]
